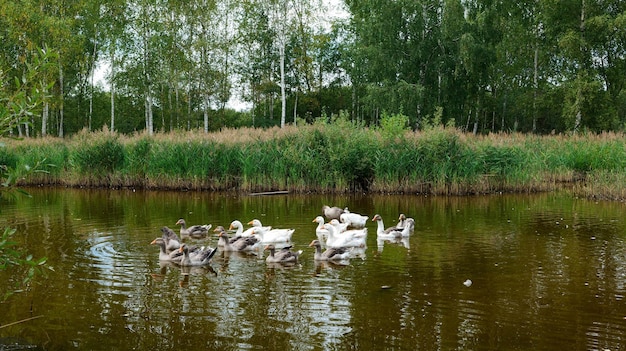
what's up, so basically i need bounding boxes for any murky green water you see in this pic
[1,188,626,350]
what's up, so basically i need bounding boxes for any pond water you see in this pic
[1,188,626,350]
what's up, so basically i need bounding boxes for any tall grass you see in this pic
[2,124,626,199]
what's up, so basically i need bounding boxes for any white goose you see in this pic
[340,208,369,229]
[228,220,245,237]
[329,219,350,233]
[242,219,272,237]
[312,216,330,243]
[252,226,294,244]
[323,223,367,249]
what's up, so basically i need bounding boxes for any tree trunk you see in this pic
[58,61,64,138]
[204,93,210,133]
[89,28,97,131]
[42,100,49,137]
[110,43,116,132]
[145,93,154,135]
[532,45,538,133]
[279,42,286,128]
[293,89,298,125]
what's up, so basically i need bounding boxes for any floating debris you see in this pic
[463,279,472,287]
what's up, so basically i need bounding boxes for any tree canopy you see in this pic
[1,0,625,136]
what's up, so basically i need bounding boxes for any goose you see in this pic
[242,219,272,237]
[252,227,294,243]
[322,205,344,220]
[214,225,241,247]
[177,243,217,266]
[217,230,260,252]
[329,219,350,233]
[175,218,212,238]
[308,240,351,261]
[323,223,367,249]
[340,208,369,229]
[228,220,245,237]
[150,237,183,261]
[312,216,330,243]
[375,214,408,234]
[398,218,415,236]
[373,214,414,238]
[264,244,302,264]
[396,214,407,229]
[161,226,181,252]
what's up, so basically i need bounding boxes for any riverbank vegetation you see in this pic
[2,114,625,200]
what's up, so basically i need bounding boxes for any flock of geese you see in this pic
[150,205,415,267]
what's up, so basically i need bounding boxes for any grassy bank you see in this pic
[2,120,626,200]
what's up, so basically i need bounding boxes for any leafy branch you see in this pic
[0,47,55,301]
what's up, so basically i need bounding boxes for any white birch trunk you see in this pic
[110,42,116,132]
[58,61,64,138]
[279,42,286,128]
[204,94,210,133]
[42,100,49,136]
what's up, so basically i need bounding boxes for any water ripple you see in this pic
[77,229,144,295]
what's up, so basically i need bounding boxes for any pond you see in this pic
[1,188,626,350]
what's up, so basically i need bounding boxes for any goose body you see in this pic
[161,226,181,252]
[309,240,351,261]
[373,214,414,239]
[322,205,344,220]
[340,209,369,229]
[242,219,272,237]
[214,225,241,247]
[396,214,407,229]
[151,237,183,261]
[177,243,217,266]
[264,244,302,263]
[218,230,260,252]
[312,216,330,243]
[219,220,246,246]
[385,213,409,232]
[329,219,350,233]
[252,227,294,243]
[176,218,212,238]
[323,223,367,249]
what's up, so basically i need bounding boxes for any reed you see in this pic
[2,125,626,200]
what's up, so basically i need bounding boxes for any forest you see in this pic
[1,0,626,137]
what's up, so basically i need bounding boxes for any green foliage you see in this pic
[2,127,626,197]
[70,133,126,176]
[0,227,48,300]
[562,138,626,174]
[379,113,410,140]
[480,145,524,179]
[0,47,56,136]
[0,144,19,170]
[0,46,51,302]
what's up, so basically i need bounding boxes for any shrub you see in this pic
[70,134,125,176]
